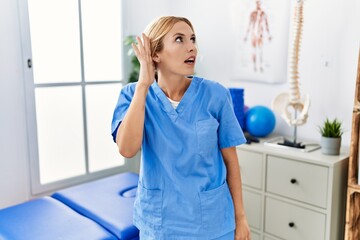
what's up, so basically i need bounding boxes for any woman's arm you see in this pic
[116,83,148,157]
[116,34,155,158]
[221,146,251,240]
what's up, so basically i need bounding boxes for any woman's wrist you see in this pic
[235,211,247,222]
[136,81,151,91]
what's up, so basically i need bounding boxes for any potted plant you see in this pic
[123,35,140,83]
[318,118,344,155]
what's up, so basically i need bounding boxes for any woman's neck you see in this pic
[157,75,191,101]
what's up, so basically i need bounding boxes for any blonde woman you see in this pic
[112,16,251,240]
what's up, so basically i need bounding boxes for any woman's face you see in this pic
[154,21,197,78]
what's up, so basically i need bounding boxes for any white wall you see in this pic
[164,0,359,146]
[122,0,359,145]
[0,0,359,208]
[0,0,31,208]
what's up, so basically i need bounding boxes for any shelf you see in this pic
[348,102,360,186]
[344,49,360,240]
[345,188,360,240]
[348,183,360,191]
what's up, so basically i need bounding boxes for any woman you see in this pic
[111,16,251,240]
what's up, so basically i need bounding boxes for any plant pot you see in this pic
[321,136,341,155]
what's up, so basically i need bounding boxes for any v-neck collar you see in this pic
[151,76,200,120]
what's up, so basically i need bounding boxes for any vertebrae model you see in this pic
[272,0,310,126]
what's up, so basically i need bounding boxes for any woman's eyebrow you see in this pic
[172,33,185,37]
[172,33,196,37]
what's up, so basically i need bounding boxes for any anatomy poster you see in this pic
[230,0,291,83]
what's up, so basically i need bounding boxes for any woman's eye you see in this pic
[191,37,196,43]
[175,37,183,42]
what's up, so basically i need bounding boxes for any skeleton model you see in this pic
[272,0,310,146]
[244,0,272,73]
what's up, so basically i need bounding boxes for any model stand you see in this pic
[271,0,315,151]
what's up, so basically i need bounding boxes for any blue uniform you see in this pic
[111,76,246,239]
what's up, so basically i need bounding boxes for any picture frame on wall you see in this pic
[230,0,291,84]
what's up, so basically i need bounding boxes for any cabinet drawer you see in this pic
[237,149,263,189]
[266,156,328,208]
[265,197,326,240]
[243,190,262,229]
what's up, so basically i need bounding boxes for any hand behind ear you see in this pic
[132,33,156,87]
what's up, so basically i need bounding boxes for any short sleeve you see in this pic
[111,84,135,142]
[218,89,246,149]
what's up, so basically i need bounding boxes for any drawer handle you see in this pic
[290,178,297,184]
[288,222,295,228]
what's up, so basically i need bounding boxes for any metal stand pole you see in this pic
[293,109,298,144]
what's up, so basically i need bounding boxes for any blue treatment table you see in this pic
[52,172,139,240]
[0,196,116,240]
[0,172,139,240]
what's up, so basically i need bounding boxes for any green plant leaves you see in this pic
[123,35,139,83]
[318,118,344,138]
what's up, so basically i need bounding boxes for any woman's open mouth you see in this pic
[184,56,196,65]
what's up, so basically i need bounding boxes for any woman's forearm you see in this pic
[222,147,251,239]
[116,83,149,158]
[221,147,247,220]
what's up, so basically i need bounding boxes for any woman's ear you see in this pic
[153,54,160,63]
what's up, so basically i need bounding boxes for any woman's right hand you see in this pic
[116,34,154,157]
[132,33,156,88]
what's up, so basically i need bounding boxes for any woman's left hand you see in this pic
[235,215,251,240]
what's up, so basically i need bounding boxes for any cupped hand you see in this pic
[132,33,156,88]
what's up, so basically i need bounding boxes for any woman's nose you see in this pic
[187,43,196,52]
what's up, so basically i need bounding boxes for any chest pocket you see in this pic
[196,118,219,158]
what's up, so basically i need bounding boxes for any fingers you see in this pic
[142,33,151,56]
[132,34,151,60]
[132,36,143,58]
[136,36,144,50]
[131,33,155,85]
[131,42,140,57]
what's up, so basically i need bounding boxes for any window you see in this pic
[19,0,128,194]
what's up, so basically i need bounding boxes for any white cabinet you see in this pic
[237,141,349,240]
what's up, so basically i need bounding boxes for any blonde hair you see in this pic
[144,16,195,58]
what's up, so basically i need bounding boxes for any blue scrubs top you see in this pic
[111,76,246,239]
